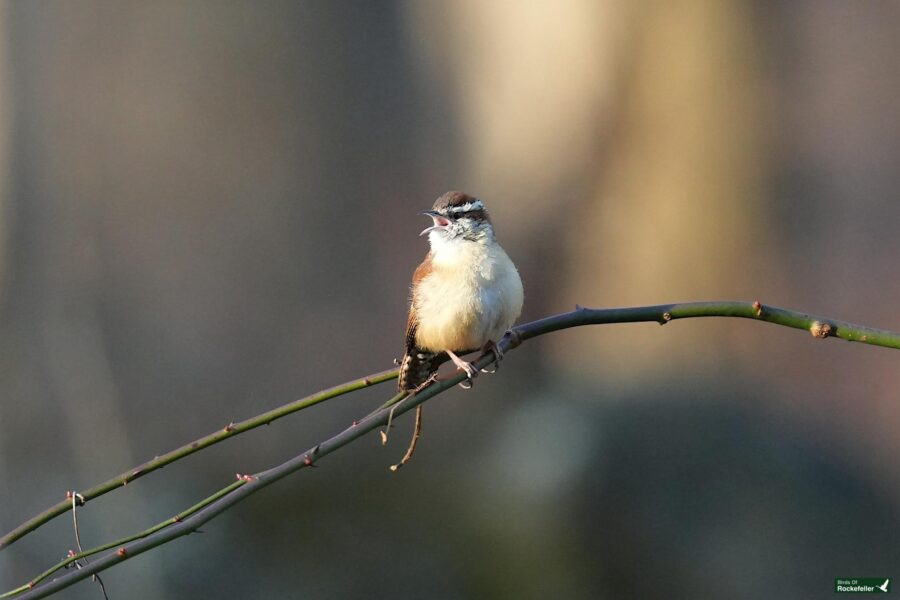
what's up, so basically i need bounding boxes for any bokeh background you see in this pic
[1,2,899,598]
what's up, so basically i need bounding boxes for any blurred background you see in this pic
[1,1,899,598]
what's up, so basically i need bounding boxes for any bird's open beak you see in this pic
[419,210,451,236]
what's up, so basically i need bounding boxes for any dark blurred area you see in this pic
[1,2,899,598]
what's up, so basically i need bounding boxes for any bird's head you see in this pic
[420,191,494,244]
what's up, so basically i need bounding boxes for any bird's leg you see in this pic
[479,340,503,374]
[390,405,422,472]
[446,349,477,389]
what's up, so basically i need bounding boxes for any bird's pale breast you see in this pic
[413,239,523,353]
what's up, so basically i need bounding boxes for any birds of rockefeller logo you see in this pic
[834,578,891,593]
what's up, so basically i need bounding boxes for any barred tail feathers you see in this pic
[398,349,447,391]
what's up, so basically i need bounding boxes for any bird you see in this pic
[400,190,524,391]
[878,580,890,593]
[388,191,523,469]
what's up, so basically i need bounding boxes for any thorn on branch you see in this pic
[65,550,78,567]
[504,328,524,350]
[809,320,834,339]
[223,421,235,433]
[65,491,86,506]
[303,446,321,466]
[659,312,672,325]
[116,548,126,557]
[752,300,764,317]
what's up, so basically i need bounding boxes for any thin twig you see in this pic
[390,405,423,471]
[67,493,108,600]
[6,301,900,598]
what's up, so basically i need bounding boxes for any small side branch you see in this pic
[389,405,423,472]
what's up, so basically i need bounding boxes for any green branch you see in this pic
[514,301,900,348]
[0,368,399,551]
[5,300,899,598]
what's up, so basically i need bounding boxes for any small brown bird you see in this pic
[399,191,524,392]
[389,191,523,469]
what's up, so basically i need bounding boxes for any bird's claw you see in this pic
[446,350,478,389]
[457,361,478,388]
[479,340,503,374]
[461,362,478,379]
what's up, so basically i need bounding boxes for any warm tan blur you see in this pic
[1,2,898,598]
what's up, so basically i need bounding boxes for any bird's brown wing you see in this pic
[398,253,448,391]
[404,309,418,354]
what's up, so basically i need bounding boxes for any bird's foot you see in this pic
[446,350,477,389]
[479,340,503,374]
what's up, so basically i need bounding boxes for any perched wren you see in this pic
[399,191,524,392]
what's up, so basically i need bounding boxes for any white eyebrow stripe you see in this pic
[446,200,483,213]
